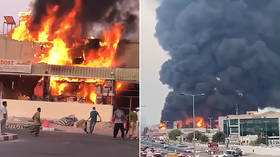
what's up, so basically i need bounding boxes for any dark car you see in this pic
[225,150,239,157]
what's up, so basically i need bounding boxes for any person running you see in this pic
[30,107,41,136]
[0,101,7,135]
[113,106,125,139]
[87,107,101,134]
[129,109,138,140]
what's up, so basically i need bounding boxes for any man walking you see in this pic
[87,107,101,134]
[113,106,125,139]
[129,109,138,140]
[0,101,7,135]
[30,108,41,136]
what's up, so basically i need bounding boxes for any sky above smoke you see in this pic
[156,0,280,123]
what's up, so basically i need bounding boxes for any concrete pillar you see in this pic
[43,75,50,100]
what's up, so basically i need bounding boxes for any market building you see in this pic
[0,34,139,121]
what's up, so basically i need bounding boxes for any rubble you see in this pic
[55,115,78,126]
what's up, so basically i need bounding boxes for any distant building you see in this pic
[219,111,280,145]
[173,121,178,129]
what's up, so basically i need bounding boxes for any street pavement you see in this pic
[142,140,278,157]
[0,129,139,157]
[199,153,277,157]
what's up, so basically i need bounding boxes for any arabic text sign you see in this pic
[0,59,31,73]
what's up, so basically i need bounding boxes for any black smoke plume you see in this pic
[156,0,280,124]
[30,0,138,40]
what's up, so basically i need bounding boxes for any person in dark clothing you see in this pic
[125,114,130,136]
[87,107,101,134]
[83,120,88,134]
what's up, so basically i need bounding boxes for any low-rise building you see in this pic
[219,110,280,145]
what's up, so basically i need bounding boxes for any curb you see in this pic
[0,133,18,142]
[42,127,55,132]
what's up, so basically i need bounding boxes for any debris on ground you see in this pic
[55,115,78,126]
[75,119,87,128]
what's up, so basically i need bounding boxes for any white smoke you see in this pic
[258,107,280,114]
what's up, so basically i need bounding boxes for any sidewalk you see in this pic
[6,116,115,136]
[0,133,18,142]
[48,123,114,136]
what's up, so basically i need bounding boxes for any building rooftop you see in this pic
[219,110,280,119]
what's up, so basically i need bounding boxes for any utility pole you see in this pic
[208,117,213,130]
[177,92,205,157]
[265,119,268,146]
[236,104,239,115]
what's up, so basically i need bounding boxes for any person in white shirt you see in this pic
[0,101,7,135]
[113,106,125,139]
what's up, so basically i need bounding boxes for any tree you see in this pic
[168,129,182,140]
[186,131,204,142]
[200,135,209,143]
[186,132,194,142]
[212,131,225,143]
[255,134,267,145]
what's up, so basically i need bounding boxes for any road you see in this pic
[198,153,277,157]
[0,129,138,157]
[142,140,277,157]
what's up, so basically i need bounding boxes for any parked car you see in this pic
[225,150,239,157]
[229,147,242,156]
[140,151,147,157]
[211,155,226,157]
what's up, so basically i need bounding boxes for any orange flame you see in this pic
[116,82,123,91]
[159,123,167,130]
[49,76,104,104]
[10,0,123,104]
[185,117,206,128]
[176,120,183,128]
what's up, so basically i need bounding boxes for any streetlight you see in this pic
[225,117,230,148]
[178,92,205,156]
[264,116,268,146]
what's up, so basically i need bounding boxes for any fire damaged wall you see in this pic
[156,0,280,122]
[0,75,41,99]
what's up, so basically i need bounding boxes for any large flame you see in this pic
[10,0,122,104]
[159,123,167,130]
[185,117,206,128]
[176,120,183,128]
[115,82,124,91]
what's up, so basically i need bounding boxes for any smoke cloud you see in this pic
[30,0,138,41]
[156,0,280,123]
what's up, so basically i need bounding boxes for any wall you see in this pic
[3,99,113,121]
[239,145,280,156]
[0,35,40,62]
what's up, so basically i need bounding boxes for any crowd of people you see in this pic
[0,101,139,140]
[85,105,139,140]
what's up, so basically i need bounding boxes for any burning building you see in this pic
[156,0,280,125]
[0,0,139,121]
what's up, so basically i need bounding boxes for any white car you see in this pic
[211,155,226,157]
